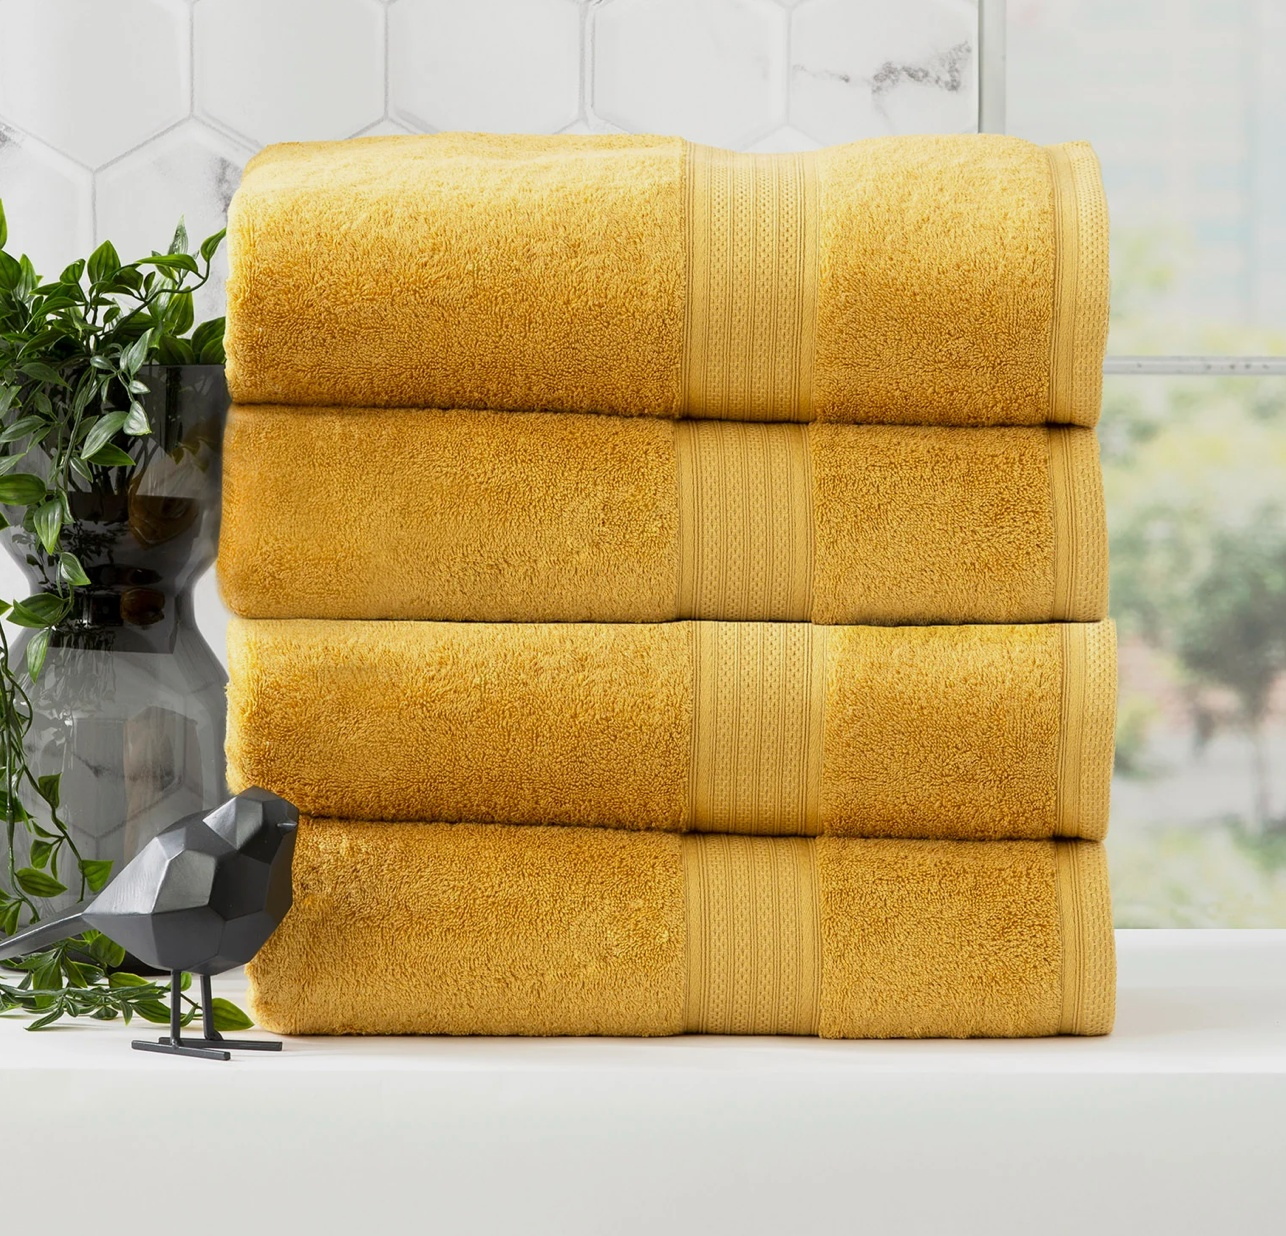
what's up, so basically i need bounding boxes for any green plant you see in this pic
[1107,396,1286,834]
[0,198,250,1029]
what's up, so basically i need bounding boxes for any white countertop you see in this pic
[6,929,1285,1235]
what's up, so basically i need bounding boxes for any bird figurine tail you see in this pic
[0,910,87,964]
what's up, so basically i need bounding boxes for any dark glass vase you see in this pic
[2,365,228,918]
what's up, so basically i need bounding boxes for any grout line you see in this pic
[783,0,795,129]
[383,0,391,119]
[188,0,196,116]
[581,0,596,128]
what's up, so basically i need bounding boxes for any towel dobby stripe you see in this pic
[1048,427,1077,621]
[682,834,821,1034]
[1047,142,1109,426]
[689,623,829,835]
[1054,840,1116,1035]
[676,422,815,620]
[682,145,819,421]
[1056,623,1088,839]
[1056,621,1117,840]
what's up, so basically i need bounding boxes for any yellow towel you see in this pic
[225,133,1108,426]
[247,821,1114,1038]
[227,618,1116,840]
[220,408,1107,625]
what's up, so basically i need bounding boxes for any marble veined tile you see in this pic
[95,121,254,321]
[791,0,978,144]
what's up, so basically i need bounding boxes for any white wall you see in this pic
[0,0,979,662]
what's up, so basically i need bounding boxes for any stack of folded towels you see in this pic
[218,132,1116,1038]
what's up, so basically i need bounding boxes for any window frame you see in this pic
[979,0,1286,376]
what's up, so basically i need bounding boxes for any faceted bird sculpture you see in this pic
[0,787,298,1061]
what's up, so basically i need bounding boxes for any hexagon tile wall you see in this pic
[0,0,977,655]
[0,0,978,303]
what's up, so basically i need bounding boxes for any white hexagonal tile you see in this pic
[791,0,977,145]
[0,123,93,279]
[390,0,581,134]
[96,122,254,321]
[593,0,787,148]
[0,0,189,168]
[194,0,385,146]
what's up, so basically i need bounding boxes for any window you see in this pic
[1002,0,1286,924]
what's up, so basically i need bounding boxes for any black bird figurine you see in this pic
[0,787,298,1061]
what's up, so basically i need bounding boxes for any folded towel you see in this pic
[246,822,1114,1038]
[225,133,1108,427]
[220,409,1107,625]
[227,618,1116,840]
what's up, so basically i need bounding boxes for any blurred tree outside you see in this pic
[1103,224,1286,923]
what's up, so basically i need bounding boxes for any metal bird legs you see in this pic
[132,971,283,1061]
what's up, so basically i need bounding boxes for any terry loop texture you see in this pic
[226,618,1117,841]
[246,821,1115,1039]
[225,132,1109,426]
[220,408,1107,625]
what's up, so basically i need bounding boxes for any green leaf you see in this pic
[0,899,20,936]
[87,239,121,286]
[86,932,126,968]
[169,216,190,256]
[28,839,54,870]
[26,1008,64,1031]
[17,254,37,297]
[199,228,226,263]
[191,316,226,364]
[70,373,99,416]
[0,197,6,250]
[31,951,63,991]
[36,773,60,808]
[153,335,195,366]
[15,866,66,898]
[209,998,255,1032]
[139,252,199,277]
[0,472,47,505]
[17,360,67,388]
[79,858,112,893]
[108,971,150,989]
[85,444,135,468]
[25,627,49,679]
[0,250,21,291]
[32,498,62,554]
[10,592,66,627]
[164,290,194,337]
[0,415,45,444]
[122,402,150,435]
[80,408,129,459]
[119,329,152,376]
[133,999,173,1025]
[59,552,91,587]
